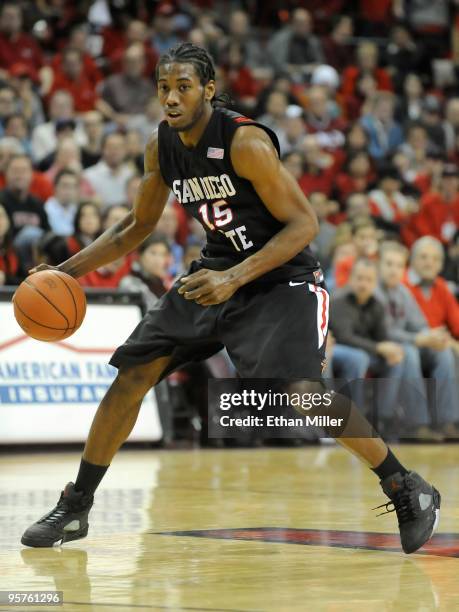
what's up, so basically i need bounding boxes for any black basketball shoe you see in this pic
[21,483,93,548]
[374,471,441,554]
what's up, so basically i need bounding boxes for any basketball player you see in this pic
[22,44,440,553]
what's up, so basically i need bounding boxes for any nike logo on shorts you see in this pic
[289,281,306,286]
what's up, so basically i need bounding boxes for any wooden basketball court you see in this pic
[1,445,458,611]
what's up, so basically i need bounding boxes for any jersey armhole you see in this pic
[228,121,281,179]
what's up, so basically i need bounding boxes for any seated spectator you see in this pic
[81,111,104,169]
[127,98,164,146]
[31,90,84,163]
[0,137,53,202]
[0,85,17,136]
[3,114,31,156]
[334,216,379,287]
[282,151,305,181]
[155,204,184,277]
[396,73,424,124]
[405,236,459,340]
[443,98,459,157]
[83,132,135,209]
[0,154,49,269]
[125,129,144,174]
[0,202,20,284]
[33,231,71,269]
[119,233,171,311]
[106,19,158,78]
[98,44,155,127]
[298,135,336,196]
[411,149,444,195]
[256,91,288,154]
[341,41,392,99]
[8,62,45,132]
[343,72,378,121]
[334,150,375,203]
[280,109,306,155]
[304,86,346,150]
[66,200,102,255]
[443,229,459,293]
[334,122,370,169]
[369,165,416,227]
[78,257,132,289]
[267,8,324,78]
[360,92,403,159]
[224,9,265,70]
[403,164,459,246]
[309,191,337,270]
[51,25,102,87]
[330,258,417,436]
[219,42,258,110]
[47,48,99,113]
[151,4,180,56]
[419,95,445,153]
[44,135,83,183]
[44,170,80,236]
[376,241,456,440]
[0,3,43,74]
[322,15,354,72]
[398,122,430,180]
[345,192,372,223]
[386,24,422,88]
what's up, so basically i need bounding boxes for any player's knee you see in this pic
[116,364,159,395]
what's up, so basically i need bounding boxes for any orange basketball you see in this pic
[13,270,87,342]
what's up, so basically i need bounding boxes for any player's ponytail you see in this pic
[212,92,234,108]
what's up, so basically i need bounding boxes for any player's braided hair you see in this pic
[156,42,233,107]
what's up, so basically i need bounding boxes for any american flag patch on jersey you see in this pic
[207,147,224,159]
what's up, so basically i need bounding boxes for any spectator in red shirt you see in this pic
[0,202,19,284]
[79,257,132,288]
[405,236,459,339]
[356,0,394,36]
[0,3,43,75]
[322,15,354,72]
[0,137,53,202]
[403,165,459,247]
[105,19,158,78]
[334,216,379,288]
[341,41,393,100]
[52,25,102,87]
[298,135,336,197]
[48,48,98,113]
[219,42,258,109]
[334,150,375,204]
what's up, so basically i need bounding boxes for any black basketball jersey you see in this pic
[158,107,321,284]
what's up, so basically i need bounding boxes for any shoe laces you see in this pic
[38,494,72,525]
[373,490,418,525]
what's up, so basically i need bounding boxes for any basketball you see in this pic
[12,270,87,342]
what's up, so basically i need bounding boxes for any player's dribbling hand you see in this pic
[178,268,239,306]
[28,264,61,275]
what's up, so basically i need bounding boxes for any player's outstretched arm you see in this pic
[29,130,170,278]
[229,125,319,287]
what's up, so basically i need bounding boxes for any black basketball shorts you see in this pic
[109,261,330,381]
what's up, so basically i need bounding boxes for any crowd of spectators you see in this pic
[1,0,459,442]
